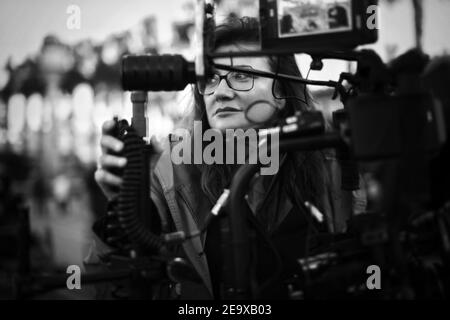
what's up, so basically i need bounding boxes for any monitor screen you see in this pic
[277,0,353,38]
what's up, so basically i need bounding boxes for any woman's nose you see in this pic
[213,77,235,99]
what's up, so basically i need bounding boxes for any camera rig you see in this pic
[118,0,450,299]
[2,0,450,299]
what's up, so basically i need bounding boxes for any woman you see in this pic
[93,17,353,299]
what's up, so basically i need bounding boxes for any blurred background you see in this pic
[0,0,449,299]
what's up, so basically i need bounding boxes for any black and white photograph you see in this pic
[1,0,450,309]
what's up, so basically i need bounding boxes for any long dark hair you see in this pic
[187,17,328,228]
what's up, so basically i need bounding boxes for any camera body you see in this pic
[259,0,378,52]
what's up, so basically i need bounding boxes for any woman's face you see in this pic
[203,43,285,131]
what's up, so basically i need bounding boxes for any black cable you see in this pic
[111,125,165,253]
[227,133,342,298]
[301,199,316,290]
[304,67,312,108]
[248,211,283,298]
[248,155,288,297]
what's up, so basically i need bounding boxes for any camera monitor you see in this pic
[260,0,378,52]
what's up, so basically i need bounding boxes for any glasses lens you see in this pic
[199,67,254,95]
[228,72,253,90]
[228,68,254,91]
[245,100,278,124]
[198,74,219,95]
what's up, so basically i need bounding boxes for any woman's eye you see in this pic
[206,76,218,85]
[231,72,251,81]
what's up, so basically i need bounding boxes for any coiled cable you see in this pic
[108,123,165,253]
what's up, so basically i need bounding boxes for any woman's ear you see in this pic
[275,96,286,110]
[272,79,286,110]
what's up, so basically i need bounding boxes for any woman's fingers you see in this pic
[99,154,127,169]
[100,135,124,153]
[95,169,123,187]
[102,120,116,134]
[100,120,123,153]
[96,120,129,199]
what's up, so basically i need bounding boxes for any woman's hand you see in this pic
[94,120,127,200]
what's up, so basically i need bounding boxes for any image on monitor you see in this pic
[278,0,353,38]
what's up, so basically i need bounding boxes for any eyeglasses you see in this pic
[198,66,255,95]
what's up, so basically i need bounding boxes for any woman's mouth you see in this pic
[214,106,242,117]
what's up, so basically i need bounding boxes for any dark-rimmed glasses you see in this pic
[198,66,255,95]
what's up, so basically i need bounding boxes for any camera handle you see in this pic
[130,91,148,139]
